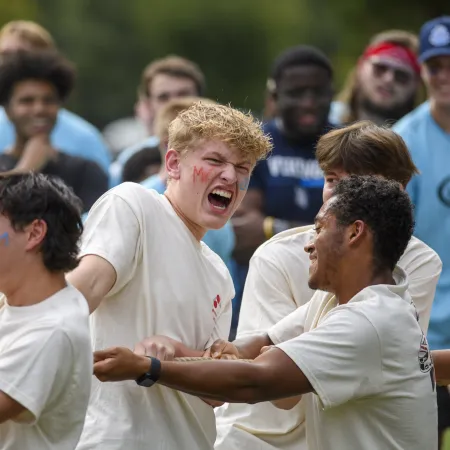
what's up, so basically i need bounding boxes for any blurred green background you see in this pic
[1,0,447,130]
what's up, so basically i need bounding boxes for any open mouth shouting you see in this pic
[208,188,233,213]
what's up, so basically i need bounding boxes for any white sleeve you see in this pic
[0,325,72,422]
[398,242,442,334]
[237,254,298,337]
[81,192,142,296]
[276,308,383,409]
[268,302,310,344]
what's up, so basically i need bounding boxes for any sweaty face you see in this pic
[357,56,418,117]
[276,65,333,139]
[171,140,253,230]
[422,56,450,108]
[5,80,59,140]
[304,199,344,291]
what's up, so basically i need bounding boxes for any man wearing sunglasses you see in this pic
[331,30,422,126]
[393,16,450,450]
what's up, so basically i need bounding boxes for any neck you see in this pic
[430,99,450,133]
[334,265,395,305]
[4,266,67,307]
[8,135,28,158]
[164,189,206,242]
[357,107,389,126]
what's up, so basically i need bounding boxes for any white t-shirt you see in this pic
[215,226,441,450]
[0,285,92,450]
[215,226,315,450]
[277,269,438,450]
[76,183,235,450]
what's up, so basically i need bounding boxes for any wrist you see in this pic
[135,355,152,378]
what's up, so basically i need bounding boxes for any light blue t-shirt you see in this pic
[109,136,159,188]
[142,174,235,270]
[394,101,450,350]
[0,107,111,173]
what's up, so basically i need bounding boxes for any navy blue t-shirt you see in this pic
[250,119,330,223]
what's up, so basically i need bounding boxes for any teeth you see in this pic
[212,189,232,199]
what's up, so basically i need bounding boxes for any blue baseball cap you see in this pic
[419,16,450,63]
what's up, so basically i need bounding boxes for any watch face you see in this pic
[137,377,155,388]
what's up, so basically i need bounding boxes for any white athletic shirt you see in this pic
[277,268,438,450]
[215,226,441,450]
[76,183,234,450]
[0,286,92,450]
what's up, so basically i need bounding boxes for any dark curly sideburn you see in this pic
[330,175,414,273]
[0,173,83,272]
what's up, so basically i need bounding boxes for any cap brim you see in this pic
[419,47,450,63]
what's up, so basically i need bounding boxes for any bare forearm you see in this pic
[160,359,274,403]
[432,350,450,385]
[234,333,273,360]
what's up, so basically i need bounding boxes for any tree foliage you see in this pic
[0,0,447,129]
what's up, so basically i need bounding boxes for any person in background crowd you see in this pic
[0,50,108,213]
[142,97,236,271]
[122,144,161,183]
[231,45,334,330]
[66,102,271,450]
[0,173,92,450]
[330,29,423,126]
[0,20,111,174]
[110,55,206,186]
[214,121,442,450]
[393,15,450,450]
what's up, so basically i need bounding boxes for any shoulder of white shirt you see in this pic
[252,224,315,261]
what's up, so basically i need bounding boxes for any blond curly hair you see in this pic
[168,102,272,164]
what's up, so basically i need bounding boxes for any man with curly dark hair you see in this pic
[0,173,92,449]
[0,50,107,213]
[93,175,438,450]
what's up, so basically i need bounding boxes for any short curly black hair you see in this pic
[271,45,333,85]
[0,50,75,105]
[329,175,414,273]
[0,173,83,272]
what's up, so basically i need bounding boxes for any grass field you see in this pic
[444,430,450,450]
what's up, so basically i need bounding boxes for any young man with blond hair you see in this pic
[67,101,271,450]
[142,97,235,270]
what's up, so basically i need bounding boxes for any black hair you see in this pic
[122,145,162,183]
[0,173,83,272]
[271,45,333,84]
[329,175,414,273]
[0,50,75,105]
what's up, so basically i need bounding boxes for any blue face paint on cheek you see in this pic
[238,176,250,191]
[0,232,9,246]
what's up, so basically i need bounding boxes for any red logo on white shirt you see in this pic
[212,295,221,321]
